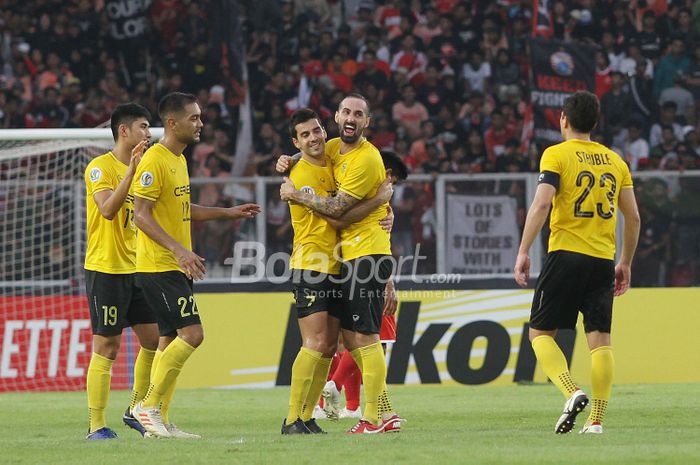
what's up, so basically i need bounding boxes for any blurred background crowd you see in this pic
[1,0,699,286]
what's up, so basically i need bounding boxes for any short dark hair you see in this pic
[340,93,371,117]
[289,108,321,139]
[110,103,151,141]
[158,92,197,120]
[380,150,408,182]
[562,91,599,133]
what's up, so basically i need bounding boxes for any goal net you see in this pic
[0,128,162,392]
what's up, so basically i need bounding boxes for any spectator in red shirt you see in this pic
[484,109,516,162]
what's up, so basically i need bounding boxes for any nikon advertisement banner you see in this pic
[176,288,700,388]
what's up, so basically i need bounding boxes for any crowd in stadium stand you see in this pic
[1,0,700,285]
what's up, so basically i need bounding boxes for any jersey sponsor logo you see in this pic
[550,51,574,76]
[300,186,315,195]
[174,185,191,196]
[140,171,154,187]
[89,168,102,182]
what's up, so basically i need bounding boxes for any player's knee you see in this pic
[93,336,121,359]
[179,325,204,348]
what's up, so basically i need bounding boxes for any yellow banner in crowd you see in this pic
[177,289,700,388]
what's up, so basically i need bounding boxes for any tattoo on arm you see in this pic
[292,190,359,217]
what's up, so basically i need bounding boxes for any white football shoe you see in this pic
[321,381,341,421]
[580,422,603,434]
[554,389,589,434]
[339,407,362,419]
[165,423,201,439]
[312,405,327,420]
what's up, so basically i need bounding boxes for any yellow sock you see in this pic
[532,335,578,398]
[300,356,331,421]
[350,348,363,372]
[378,385,395,420]
[160,377,177,424]
[142,338,195,408]
[129,347,156,409]
[588,345,614,424]
[358,342,386,425]
[87,352,114,432]
[286,347,322,425]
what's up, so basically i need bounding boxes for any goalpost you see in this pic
[0,128,163,392]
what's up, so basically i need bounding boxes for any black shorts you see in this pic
[136,271,201,337]
[339,254,393,334]
[291,269,342,319]
[85,270,157,336]
[530,250,614,333]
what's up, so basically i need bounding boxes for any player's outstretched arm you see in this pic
[190,203,261,221]
[514,183,556,288]
[315,177,394,230]
[280,177,360,218]
[614,187,641,296]
[134,196,206,280]
[93,140,148,220]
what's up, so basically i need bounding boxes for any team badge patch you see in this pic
[140,171,154,187]
[89,168,102,182]
[301,186,316,195]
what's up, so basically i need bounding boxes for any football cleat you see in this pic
[86,427,118,440]
[312,405,327,420]
[580,422,603,434]
[555,389,589,434]
[281,418,311,435]
[123,407,147,437]
[165,423,201,439]
[132,401,170,438]
[347,419,383,434]
[339,407,362,419]
[303,418,327,434]
[321,381,341,421]
[381,414,401,433]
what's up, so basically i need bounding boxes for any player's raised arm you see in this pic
[134,197,206,280]
[92,140,148,220]
[614,187,641,296]
[514,183,556,288]
[275,152,302,173]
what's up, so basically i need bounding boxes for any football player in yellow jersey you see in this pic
[280,108,394,435]
[280,95,401,434]
[514,91,640,435]
[84,103,157,440]
[130,92,260,438]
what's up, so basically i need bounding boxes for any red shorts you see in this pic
[379,314,396,343]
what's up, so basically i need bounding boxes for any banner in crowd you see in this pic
[0,296,137,392]
[446,195,519,275]
[2,289,699,391]
[105,0,151,41]
[529,38,596,148]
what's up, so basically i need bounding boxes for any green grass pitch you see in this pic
[3,383,699,465]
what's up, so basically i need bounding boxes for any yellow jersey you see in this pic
[540,139,633,260]
[288,157,340,274]
[325,137,391,261]
[84,152,136,274]
[133,143,192,273]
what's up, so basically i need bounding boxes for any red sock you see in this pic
[344,367,361,411]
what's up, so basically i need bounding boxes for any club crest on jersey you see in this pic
[300,186,315,195]
[140,171,154,187]
[89,168,102,182]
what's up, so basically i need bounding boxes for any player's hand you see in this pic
[379,206,394,232]
[127,139,148,175]
[513,252,530,288]
[228,203,261,219]
[276,155,293,173]
[383,279,398,315]
[174,245,206,281]
[280,177,296,201]
[614,263,631,296]
[376,177,394,204]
